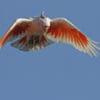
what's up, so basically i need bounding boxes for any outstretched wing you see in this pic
[47,18,100,56]
[0,18,53,51]
[0,18,34,48]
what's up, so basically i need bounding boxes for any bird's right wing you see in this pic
[0,18,34,48]
[0,18,53,51]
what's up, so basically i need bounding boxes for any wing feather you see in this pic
[0,18,34,47]
[47,18,100,56]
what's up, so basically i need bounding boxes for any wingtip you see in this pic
[0,39,3,48]
[0,45,2,48]
[85,39,100,57]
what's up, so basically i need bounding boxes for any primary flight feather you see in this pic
[0,12,99,56]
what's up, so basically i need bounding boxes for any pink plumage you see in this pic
[0,12,99,56]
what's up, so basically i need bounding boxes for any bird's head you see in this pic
[39,11,51,29]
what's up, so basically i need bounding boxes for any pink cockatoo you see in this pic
[0,12,99,56]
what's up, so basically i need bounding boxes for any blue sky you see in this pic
[0,0,100,100]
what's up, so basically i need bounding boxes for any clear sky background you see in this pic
[0,0,100,100]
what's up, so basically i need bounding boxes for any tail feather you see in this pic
[11,35,53,51]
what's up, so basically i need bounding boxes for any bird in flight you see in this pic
[0,12,99,56]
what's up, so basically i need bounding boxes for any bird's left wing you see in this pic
[47,18,100,56]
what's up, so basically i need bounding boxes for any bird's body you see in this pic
[0,13,99,56]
